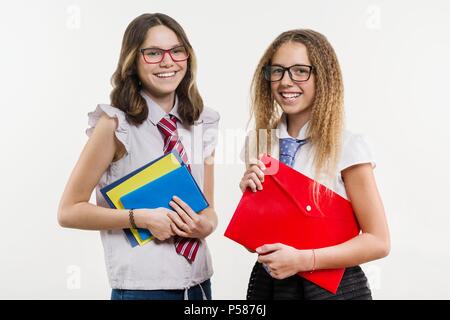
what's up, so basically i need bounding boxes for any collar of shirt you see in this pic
[277,113,310,140]
[140,91,183,126]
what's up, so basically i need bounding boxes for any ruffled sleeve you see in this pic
[198,107,220,159]
[86,104,130,154]
[338,132,376,172]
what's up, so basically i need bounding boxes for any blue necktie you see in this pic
[279,138,308,167]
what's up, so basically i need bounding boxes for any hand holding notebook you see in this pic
[101,151,209,247]
[119,165,209,242]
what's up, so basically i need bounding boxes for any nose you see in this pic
[280,70,293,86]
[160,51,174,67]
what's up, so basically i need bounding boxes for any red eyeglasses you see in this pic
[140,45,189,64]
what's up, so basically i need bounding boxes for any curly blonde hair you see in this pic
[250,29,344,187]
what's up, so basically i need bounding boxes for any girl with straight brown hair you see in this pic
[58,13,220,300]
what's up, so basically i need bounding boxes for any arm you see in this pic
[57,114,175,240]
[258,163,390,279]
[312,162,391,268]
[57,114,131,230]
[168,152,218,238]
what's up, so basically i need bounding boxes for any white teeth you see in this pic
[156,72,176,78]
[281,93,301,99]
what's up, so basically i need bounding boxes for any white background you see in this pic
[1,0,449,299]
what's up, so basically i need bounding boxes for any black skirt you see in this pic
[247,262,372,300]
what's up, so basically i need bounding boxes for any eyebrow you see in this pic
[141,44,183,50]
[270,63,311,67]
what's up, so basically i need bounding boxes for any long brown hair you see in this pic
[251,29,344,187]
[110,13,203,126]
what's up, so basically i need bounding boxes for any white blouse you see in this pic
[86,92,220,290]
[242,114,375,200]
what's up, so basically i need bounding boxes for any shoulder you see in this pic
[198,107,220,125]
[87,104,129,130]
[86,104,131,153]
[97,113,118,131]
[88,103,127,119]
[338,130,376,172]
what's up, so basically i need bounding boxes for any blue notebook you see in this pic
[100,151,183,247]
[119,165,209,241]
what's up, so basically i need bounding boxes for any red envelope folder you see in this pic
[224,154,360,294]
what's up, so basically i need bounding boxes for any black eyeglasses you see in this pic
[140,45,189,64]
[264,64,314,82]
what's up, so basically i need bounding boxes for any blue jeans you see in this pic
[111,279,211,300]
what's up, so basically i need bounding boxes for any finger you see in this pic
[257,255,267,264]
[256,159,267,172]
[246,179,257,192]
[260,251,277,264]
[163,208,179,216]
[257,254,272,265]
[167,211,189,232]
[256,243,282,254]
[172,196,197,220]
[170,223,189,238]
[246,164,265,178]
[248,173,263,190]
[169,200,194,226]
[239,180,247,193]
[250,166,265,181]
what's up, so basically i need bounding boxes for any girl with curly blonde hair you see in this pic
[240,29,390,300]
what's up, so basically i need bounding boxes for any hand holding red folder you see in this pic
[224,154,360,294]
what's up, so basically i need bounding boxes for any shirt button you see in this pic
[306,205,312,212]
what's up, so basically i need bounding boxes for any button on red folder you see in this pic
[224,154,360,294]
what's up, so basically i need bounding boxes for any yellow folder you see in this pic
[101,151,182,246]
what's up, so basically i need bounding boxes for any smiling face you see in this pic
[137,25,188,99]
[270,41,315,117]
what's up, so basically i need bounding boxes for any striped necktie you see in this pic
[279,138,308,167]
[157,114,199,262]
